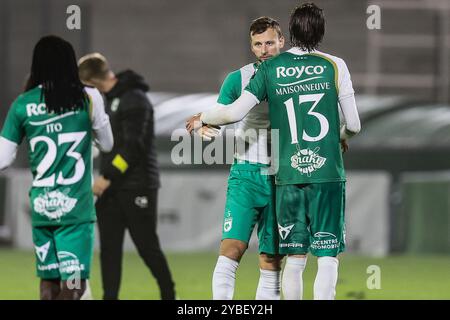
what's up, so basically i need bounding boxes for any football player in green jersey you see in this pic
[200,17,285,300]
[188,3,361,300]
[0,36,113,299]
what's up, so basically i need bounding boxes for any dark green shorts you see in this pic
[222,162,279,254]
[276,182,346,256]
[32,222,95,280]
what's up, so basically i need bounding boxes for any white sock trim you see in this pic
[317,256,339,267]
[286,256,307,266]
[217,255,239,268]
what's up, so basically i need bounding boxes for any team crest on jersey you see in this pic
[290,147,326,177]
[33,189,77,221]
[224,218,233,232]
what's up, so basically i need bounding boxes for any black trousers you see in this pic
[96,188,175,300]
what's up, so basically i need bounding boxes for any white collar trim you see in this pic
[287,47,316,55]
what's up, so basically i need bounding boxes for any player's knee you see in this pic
[288,254,307,258]
[60,287,85,300]
[40,279,60,300]
[259,254,283,271]
[40,288,57,300]
[59,279,87,300]
[222,247,245,261]
[220,239,247,262]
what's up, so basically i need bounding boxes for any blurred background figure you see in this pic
[78,53,175,300]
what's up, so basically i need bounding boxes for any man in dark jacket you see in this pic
[78,53,175,300]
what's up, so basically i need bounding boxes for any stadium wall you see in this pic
[0,169,391,256]
[0,0,441,124]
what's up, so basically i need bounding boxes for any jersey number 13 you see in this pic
[283,93,329,144]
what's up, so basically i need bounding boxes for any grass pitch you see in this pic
[0,249,449,300]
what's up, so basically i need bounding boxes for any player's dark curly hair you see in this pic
[289,3,325,52]
[25,35,88,114]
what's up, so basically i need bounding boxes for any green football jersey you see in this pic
[1,86,95,227]
[246,49,346,185]
[218,63,271,165]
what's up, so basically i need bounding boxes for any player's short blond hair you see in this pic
[78,52,110,82]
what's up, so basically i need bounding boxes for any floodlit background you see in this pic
[0,0,449,299]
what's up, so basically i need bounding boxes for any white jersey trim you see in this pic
[287,48,355,99]
[234,63,271,165]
